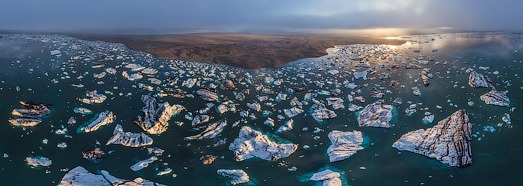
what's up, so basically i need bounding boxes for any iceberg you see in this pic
[78,90,107,104]
[130,156,158,171]
[480,89,510,107]
[468,71,492,88]
[106,124,153,147]
[59,166,165,186]
[134,95,185,134]
[25,156,52,167]
[217,169,249,185]
[393,110,472,167]
[185,120,227,140]
[310,169,342,186]
[9,101,51,127]
[357,100,393,128]
[229,126,297,161]
[196,89,219,102]
[327,130,364,162]
[284,107,304,118]
[77,110,115,133]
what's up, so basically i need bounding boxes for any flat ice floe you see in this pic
[327,130,364,162]
[59,166,165,186]
[357,100,393,128]
[310,169,342,186]
[229,126,297,161]
[217,169,250,185]
[77,110,116,133]
[25,156,52,167]
[131,156,158,171]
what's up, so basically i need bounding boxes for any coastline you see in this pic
[69,33,406,69]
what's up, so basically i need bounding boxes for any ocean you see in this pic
[0,32,522,185]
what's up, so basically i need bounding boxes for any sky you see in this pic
[0,0,522,34]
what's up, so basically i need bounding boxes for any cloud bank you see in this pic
[1,0,522,33]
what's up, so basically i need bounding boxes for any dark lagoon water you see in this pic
[0,32,522,185]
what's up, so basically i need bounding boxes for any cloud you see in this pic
[0,0,521,33]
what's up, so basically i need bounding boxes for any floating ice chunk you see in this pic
[148,78,162,85]
[233,91,245,101]
[229,126,297,161]
[182,78,197,88]
[327,130,364,162]
[59,166,109,185]
[348,103,362,112]
[370,89,385,98]
[147,147,165,156]
[9,101,50,127]
[412,87,421,96]
[480,89,510,107]
[310,169,342,186]
[121,71,143,81]
[57,142,68,149]
[310,103,337,123]
[393,110,472,167]
[157,168,172,176]
[130,156,158,171]
[59,166,165,186]
[50,50,61,56]
[418,60,429,65]
[358,100,393,128]
[478,66,490,70]
[353,71,367,80]
[106,124,153,147]
[421,68,430,86]
[264,118,275,127]
[276,119,293,133]
[326,97,344,110]
[469,71,492,88]
[196,89,219,102]
[276,93,288,102]
[73,107,92,115]
[134,95,185,134]
[78,90,107,104]
[217,169,249,185]
[82,147,105,162]
[502,113,511,124]
[328,70,339,75]
[220,80,236,90]
[284,107,304,118]
[105,68,117,75]
[354,96,365,103]
[26,156,52,167]
[422,115,435,124]
[192,115,211,126]
[483,126,496,132]
[247,102,261,112]
[185,120,227,140]
[141,67,158,75]
[125,64,145,72]
[77,110,115,133]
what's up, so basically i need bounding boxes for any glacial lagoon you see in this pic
[0,32,522,185]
